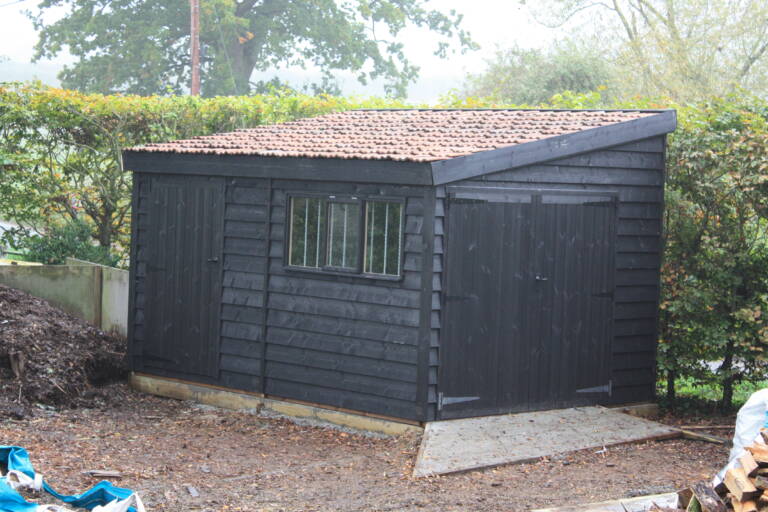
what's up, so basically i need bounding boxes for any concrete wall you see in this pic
[101,266,128,335]
[0,261,128,336]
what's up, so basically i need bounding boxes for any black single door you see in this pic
[439,189,616,419]
[143,176,224,378]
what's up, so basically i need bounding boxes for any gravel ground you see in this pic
[0,384,732,512]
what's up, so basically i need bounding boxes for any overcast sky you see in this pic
[0,0,563,102]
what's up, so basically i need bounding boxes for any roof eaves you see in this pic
[429,109,676,186]
[122,151,435,186]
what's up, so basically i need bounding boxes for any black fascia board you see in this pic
[122,151,434,186]
[429,109,677,185]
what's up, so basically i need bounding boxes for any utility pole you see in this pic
[190,0,201,96]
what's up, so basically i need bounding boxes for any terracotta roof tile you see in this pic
[126,109,656,162]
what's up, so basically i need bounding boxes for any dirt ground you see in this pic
[0,384,731,512]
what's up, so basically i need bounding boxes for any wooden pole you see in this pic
[190,0,201,96]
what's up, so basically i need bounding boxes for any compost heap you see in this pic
[0,284,128,415]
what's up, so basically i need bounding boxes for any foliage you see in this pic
[660,95,768,409]
[462,41,613,105]
[0,82,408,262]
[30,0,476,97]
[521,0,768,101]
[13,217,119,266]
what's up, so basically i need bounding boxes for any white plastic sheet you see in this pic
[715,388,768,484]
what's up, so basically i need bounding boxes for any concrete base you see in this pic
[131,373,422,436]
[531,491,681,512]
[413,406,681,477]
[609,402,660,418]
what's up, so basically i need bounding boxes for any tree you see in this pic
[30,0,475,97]
[521,0,768,100]
[661,96,768,409]
[462,40,612,104]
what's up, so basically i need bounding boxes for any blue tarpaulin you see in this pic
[0,446,140,512]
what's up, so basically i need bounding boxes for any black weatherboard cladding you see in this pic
[126,131,667,421]
[441,136,666,406]
[130,174,429,420]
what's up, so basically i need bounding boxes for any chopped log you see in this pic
[733,498,759,512]
[742,452,761,477]
[748,446,768,466]
[755,475,768,490]
[725,467,761,502]
[679,488,694,509]
[690,481,727,512]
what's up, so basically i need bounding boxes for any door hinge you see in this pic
[450,198,487,204]
[438,392,481,410]
[576,380,612,397]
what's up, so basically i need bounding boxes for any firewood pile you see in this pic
[676,429,768,512]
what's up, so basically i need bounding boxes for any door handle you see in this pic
[535,275,548,281]
[207,257,219,263]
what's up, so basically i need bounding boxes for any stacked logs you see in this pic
[718,431,768,512]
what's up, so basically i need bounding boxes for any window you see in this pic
[287,195,404,278]
[288,197,323,268]
[364,201,403,276]
[327,201,361,270]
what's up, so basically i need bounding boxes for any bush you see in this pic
[17,218,119,266]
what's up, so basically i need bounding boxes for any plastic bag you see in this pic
[0,446,143,512]
[714,388,768,485]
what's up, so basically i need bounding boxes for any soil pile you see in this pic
[0,284,128,413]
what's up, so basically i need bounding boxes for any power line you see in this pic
[0,0,27,8]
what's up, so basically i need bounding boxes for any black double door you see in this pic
[439,189,616,419]
[143,176,224,379]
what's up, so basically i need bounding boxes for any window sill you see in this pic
[283,265,403,282]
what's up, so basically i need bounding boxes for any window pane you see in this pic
[327,202,360,270]
[364,201,403,276]
[289,197,323,268]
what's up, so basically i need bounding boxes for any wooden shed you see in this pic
[123,108,676,423]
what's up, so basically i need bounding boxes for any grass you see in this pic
[657,376,768,415]
[2,251,28,262]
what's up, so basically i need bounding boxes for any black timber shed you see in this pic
[123,108,676,422]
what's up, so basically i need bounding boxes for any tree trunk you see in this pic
[720,338,736,412]
[666,368,676,402]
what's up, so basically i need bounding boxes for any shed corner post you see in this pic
[126,171,141,372]
[417,186,437,422]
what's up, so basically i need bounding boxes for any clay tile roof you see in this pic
[126,109,657,163]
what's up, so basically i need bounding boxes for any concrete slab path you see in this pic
[531,492,681,512]
[413,406,680,477]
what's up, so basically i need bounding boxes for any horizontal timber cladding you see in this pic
[445,136,666,406]
[263,180,428,421]
[129,170,430,420]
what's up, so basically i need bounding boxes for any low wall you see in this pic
[101,267,128,335]
[0,260,128,336]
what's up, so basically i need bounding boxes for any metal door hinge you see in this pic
[576,380,612,397]
[438,392,481,410]
[450,198,487,204]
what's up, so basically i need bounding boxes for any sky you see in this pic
[0,0,564,102]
